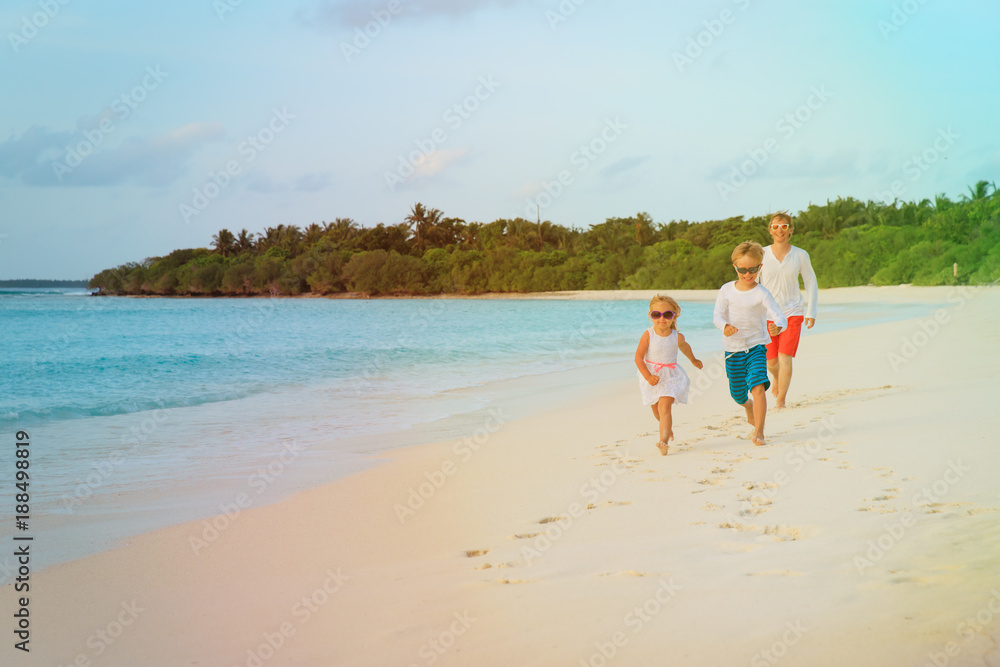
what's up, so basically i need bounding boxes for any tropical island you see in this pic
[89,181,1000,296]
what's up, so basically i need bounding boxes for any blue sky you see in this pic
[1,0,998,279]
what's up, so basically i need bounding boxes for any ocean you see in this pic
[0,289,930,572]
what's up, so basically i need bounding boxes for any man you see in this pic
[759,212,818,408]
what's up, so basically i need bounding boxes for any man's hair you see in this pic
[731,240,764,263]
[770,211,793,226]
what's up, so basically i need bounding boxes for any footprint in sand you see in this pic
[465,549,489,557]
[737,494,773,516]
[585,500,632,510]
[538,516,567,524]
[511,533,539,540]
[717,522,810,541]
[494,578,533,584]
[743,481,778,491]
[968,507,1000,516]
[922,502,973,515]
[859,505,899,515]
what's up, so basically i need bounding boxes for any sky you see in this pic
[1,0,998,279]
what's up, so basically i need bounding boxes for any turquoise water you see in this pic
[0,289,931,573]
[1,290,716,428]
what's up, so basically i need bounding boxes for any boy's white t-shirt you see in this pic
[713,282,788,353]
[760,245,818,319]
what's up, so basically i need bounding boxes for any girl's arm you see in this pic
[634,331,655,381]
[677,333,703,369]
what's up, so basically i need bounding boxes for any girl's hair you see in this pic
[648,294,681,332]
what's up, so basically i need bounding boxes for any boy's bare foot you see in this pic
[775,399,786,409]
[771,384,779,398]
[656,440,669,456]
[751,432,765,446]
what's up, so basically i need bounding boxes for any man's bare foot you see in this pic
[751,432,765,446]
[775,399,786,409]
[744,402,755,426]
[656,440,669,456]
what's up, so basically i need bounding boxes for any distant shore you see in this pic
[101,284,988,304]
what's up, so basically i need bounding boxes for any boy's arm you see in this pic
[634,331,654,379]
[714,286,739,336]
[799,249,819,323]
[713,286,730,332]
[761,289,788,332]
[677,332,703,369]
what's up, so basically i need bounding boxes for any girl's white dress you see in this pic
[637,327,690,405]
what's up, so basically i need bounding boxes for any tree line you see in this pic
[89,182,1000,296]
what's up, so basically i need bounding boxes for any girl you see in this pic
[634,295,703,455]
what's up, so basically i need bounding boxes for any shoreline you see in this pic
[92,284,989,304]
[6,285,999,665]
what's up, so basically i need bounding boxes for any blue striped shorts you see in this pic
[724,344,770,404]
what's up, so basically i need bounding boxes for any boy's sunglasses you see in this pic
[735,265,761,274]
[650,311,675,320]
[770,223,790,230]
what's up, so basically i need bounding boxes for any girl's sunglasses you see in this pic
[650,311,675,320]
[770,223,790,230]
[735,265,761,274]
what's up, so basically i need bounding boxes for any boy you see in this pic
[713,241,787,445]
[759,211,818,408]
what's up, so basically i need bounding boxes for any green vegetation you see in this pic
[89,182,1000,296]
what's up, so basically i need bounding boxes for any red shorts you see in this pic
[766,315,804,359]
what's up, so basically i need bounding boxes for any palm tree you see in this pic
[404,203,444,252]
[457,222,482,250]
[324,218,359,245]
[211,229,236,257]
[304,223,324,246]
[257,226,281,252]
[235,229,254,254]
[960,180,994,202]
[933,193,954,212]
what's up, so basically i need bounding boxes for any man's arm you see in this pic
[799,248,818,323]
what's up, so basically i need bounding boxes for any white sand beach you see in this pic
[6,286,1000,666]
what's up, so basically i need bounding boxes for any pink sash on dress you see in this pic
[643,359,676,372]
